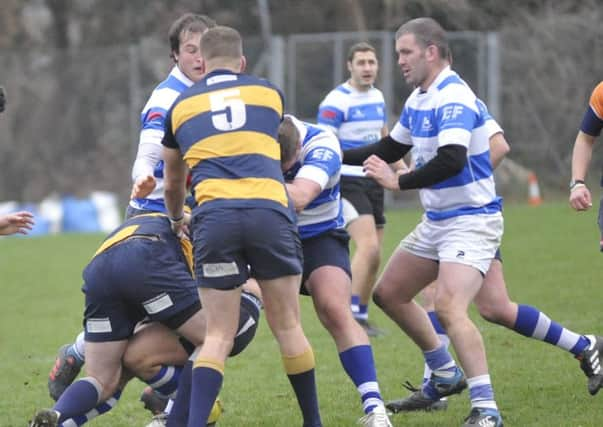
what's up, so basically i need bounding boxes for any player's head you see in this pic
[278,115,301,173]
[168,13,216,82]
[394,17,450,89]
[346,42,378,91]
[200,26,246,74]
[347,42,379,90]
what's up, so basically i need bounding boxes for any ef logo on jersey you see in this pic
[442,105,464,121]
[310,148,335,162]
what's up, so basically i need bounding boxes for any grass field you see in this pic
[1,201,602,426]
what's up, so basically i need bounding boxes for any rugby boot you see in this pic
[576,335,603,395]
[462,407,503,427]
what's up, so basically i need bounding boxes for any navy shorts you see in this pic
[300,228,352,295]
[125,205,160,220]
[82,237,199,342]
[341,176,386,228]
[192,208,303,289]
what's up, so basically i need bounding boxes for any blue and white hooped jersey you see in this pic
[390,66,502,221]
[317,82,386,177]
[284,115,344,239]
[130,66,194,212]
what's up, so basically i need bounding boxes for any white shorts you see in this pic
[400,213,503,275]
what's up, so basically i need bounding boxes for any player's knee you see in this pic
[122,347,155,378]
[476,301,499,323]
[84,375,116,402]
[476,301,513,326]
[432,304,463,330]
[316,304,349,336]
[372,285,386,309]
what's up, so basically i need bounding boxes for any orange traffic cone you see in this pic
[528,172,542,206]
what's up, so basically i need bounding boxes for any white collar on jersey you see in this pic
[171,65,195,88]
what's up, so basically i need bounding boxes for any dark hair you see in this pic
[395,17,450,61]
[278,116,300,165]
[347,42,377,63]
[200,26,243,62]
[168,13,216,59]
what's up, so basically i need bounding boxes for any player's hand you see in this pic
[0,211,34,235]
[130,175,156,199]
[169,212,191,238]
[569,185,592,211]
[170,217,185,238]
[363,155,399,190]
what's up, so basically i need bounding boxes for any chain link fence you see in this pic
[3,29,595,206]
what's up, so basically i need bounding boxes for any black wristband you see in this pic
[169,214,184,223]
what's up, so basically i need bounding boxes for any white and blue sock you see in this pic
[339,345,384,414]
[514,304,590,355]
[146,365,182,399]
[54,377,102,423]
[468,374,497,410]
[421,344,457,400]
[424,311,451,384]
[59,390,121,426]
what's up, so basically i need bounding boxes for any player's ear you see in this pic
[239,56,247,73]
[199,57,206,75]
[346,60,353,73]
[425,44,438,62]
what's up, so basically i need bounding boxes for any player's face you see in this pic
[396,33,429,89]
[347,50,378,90]
[175,31,204,82]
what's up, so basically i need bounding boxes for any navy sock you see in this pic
[167,361,193,427]
[54,378,102,423]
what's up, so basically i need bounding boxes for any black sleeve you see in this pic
[397,144,467,190]
[343,135,411,165]
[0,86,5,113]
[162,108,178,149]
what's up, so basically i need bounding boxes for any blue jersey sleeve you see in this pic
[436,102,479,132]
[303,146,341,179]
[317,106,344,129]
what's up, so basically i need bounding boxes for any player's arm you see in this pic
[130,141,161,199]
[570,83,603,211]
[381,124,409,172]
[489,132,510,170]
[569,130,596,211]
[362,144,467,190]
[286,140,340,212]
[286,179,322,212]
[161,113,187,233]
[343,134,411,165]
[361,100,474,190]
[130,108,168,199]
[163,146,187,220]
[571,130,596,182]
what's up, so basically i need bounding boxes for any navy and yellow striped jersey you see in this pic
[163,69,292,219]
[93,213,194,275]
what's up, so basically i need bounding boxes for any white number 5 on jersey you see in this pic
[209,89,246,131]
